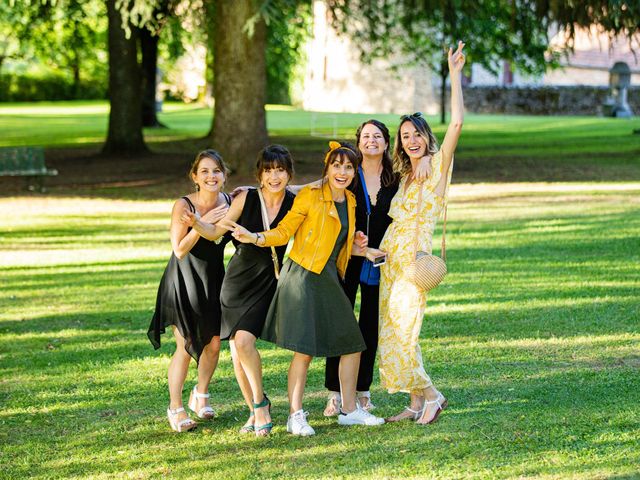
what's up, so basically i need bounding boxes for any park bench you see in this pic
[0,146,58,192]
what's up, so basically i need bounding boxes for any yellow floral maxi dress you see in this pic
[378,150,453,394]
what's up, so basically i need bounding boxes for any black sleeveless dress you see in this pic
[147,195,231,362]
[220,188,294,340]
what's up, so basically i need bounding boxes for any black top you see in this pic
[230,188,294,262]
[349,173,399,249]
[219,188,295,340]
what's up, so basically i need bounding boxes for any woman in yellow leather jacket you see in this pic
[223,142,386,435]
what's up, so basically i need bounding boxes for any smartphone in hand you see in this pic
[372,254,387,267]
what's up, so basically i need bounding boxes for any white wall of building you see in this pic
[302,1,440,115]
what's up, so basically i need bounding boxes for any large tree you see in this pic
[210,0,268,175]
[207,0,310,174]
[111,0,640,161]
[104,0,146,154]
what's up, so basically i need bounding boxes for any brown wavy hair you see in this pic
[188,149,229,190]
[393,112,439,177]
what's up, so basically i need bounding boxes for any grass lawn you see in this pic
[1,101,639,195]
[1,182,639,479]
[0,102,639,479]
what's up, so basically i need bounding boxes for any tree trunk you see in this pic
[440,60,447,125]
[104,0,147,154]
[140,27,164,128]
[210,0,268,175]
[72,19,81,98]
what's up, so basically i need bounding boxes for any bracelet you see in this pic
[254,233,259,244]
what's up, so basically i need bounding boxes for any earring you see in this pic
[194,183,199,191]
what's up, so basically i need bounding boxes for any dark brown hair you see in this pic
[322,142,359,188]
[188,149,229,190]
[355,119,397,187]
[255,144,294,183]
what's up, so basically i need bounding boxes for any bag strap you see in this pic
[256,188,281,279]
[413,182,447,261]
[358,167,371,236]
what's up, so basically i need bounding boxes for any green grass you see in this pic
[1,182,639,479]
[1,101,639,183]
[1,102,639,478]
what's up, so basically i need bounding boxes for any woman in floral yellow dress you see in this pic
[378,41,465,425]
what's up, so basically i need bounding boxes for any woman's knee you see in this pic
[204,337,221,356]
[234,331,257,354]
[293,352,313,366]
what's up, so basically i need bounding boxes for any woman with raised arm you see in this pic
[222,142,386,436]
[378,42,465,425]
[148,149,231,433]
[182,145,295,437]
[323,121,432,416]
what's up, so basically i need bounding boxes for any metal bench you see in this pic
[0,147,58,192]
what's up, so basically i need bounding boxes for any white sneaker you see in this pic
[287,409,315,436]
[338,405,385,426]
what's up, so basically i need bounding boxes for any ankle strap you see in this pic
[192,386,210,399]
[253,394,270,409]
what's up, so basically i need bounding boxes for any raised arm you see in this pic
[437,41,465,196]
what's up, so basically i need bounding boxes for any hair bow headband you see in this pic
[324,141,345,164]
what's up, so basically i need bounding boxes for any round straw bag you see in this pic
[407,186,448,292]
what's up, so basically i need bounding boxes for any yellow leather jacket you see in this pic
[260,181,356,279]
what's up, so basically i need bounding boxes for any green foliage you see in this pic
[328,0,553,78]
[541,0,640,42]
[1,0,108,100]
[0,74,107,102]
[328,0,640,78]
[264,2,313,105]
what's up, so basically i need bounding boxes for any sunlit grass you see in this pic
[1,101,639,176]
[1,182,638,479]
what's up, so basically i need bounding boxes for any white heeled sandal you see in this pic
[417,393,448,424]
[188,386,215,419]
[167,407,196,433]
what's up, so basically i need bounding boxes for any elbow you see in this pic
[200,231,217,241]
[450,120,463,132]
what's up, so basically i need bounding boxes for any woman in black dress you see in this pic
[183,145,294,436]
[148,149,231,433]
[225,143,386,436]
[323,121,432,417]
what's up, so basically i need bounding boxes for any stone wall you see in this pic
[464,85,640,116]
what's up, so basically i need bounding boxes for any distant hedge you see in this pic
[0,73,107,102]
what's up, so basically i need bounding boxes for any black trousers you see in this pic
[324,256,380,392]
